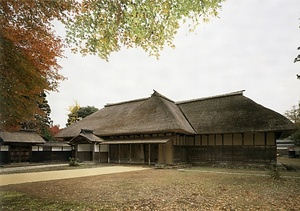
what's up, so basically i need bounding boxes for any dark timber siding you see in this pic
[187,146,276,164]
[31,151,72,162]
[174,132,277,164]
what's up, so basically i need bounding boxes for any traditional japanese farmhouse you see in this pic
[55,90,296,166]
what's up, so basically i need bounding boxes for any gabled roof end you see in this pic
[80,129,93,134]
[152,90,174,103]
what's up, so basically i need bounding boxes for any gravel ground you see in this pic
[1,168,300,210]
[0,164,68,174]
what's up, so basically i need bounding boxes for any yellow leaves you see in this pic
[66,0,224,61]
[67,101,80,114]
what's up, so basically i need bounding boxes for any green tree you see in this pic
[78,106,99,119]
[66,0,223,60]
[294,47,300,79]
[294,19,299,79]
[22,92,54,142]
[285,103,300,145]
[66,103,98,127]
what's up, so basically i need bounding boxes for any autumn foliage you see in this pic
[0,0,76,131]
[0,0,222,131]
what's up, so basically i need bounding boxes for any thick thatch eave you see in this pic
[56,92,195,138]
[177,92,296,135]
[94,92,195,136]
[55,90,296,139]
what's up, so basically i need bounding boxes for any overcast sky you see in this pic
[48,0,300,127]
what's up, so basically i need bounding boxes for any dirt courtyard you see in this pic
[1,166,300,210]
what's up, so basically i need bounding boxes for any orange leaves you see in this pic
[0,0,75,130]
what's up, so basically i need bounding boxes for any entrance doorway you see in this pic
[10,145,31,162]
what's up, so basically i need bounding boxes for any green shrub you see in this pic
[269,162,281,179]
[69,157,80,166]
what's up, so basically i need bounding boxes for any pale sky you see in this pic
[48,0,300,127]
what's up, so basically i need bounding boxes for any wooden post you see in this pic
[92,143,95,163]
[163,144,166,165]
[129,144,132,164]
[148,144,151,165]
[108,145,110,163]
[19,145,21,162]
[99,144,101,163]
[75,145,78,160]
[8,145,11,164]
[29,145,32,162]
[242,133,244,146]
[118,144,121,164]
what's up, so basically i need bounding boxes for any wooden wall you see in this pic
[0,145,9,164]
[32,145,72,162]
[31,151,72,162]
[187,146,276,164]
[173,132,276,164]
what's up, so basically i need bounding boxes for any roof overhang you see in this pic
[70,133,104,144]
[0,131,46,144]
[101,138,170,145]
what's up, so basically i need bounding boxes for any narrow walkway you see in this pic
[0,166,148,186]
[0,163,68,173]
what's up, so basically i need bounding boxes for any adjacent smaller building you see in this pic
[277,139,300,158]
[0,130,72,164]
[0,130,45,163]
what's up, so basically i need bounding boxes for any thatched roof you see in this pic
[56,90,296,138]
[0,130,46,144]
[56,91,195,138]
[177,91,296,134]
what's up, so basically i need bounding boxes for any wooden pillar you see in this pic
[163,144,166,165]
[148,144,151,165]
[108,145,110,163]
[99,144,101,163]
[129,144,132,164]
[75,145,78,160]
[118,144,121,164]
[242,133,244,146]
[92,143,95,162]
[29,145,32,162]
[8,145,11,164]
[179,139,182,162]
[18,145,21,162]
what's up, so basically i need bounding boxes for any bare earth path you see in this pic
[0,165,148,186]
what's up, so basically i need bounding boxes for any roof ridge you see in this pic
[176,90,245,105]
[105,97,149,107]
[152,90,174,103]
